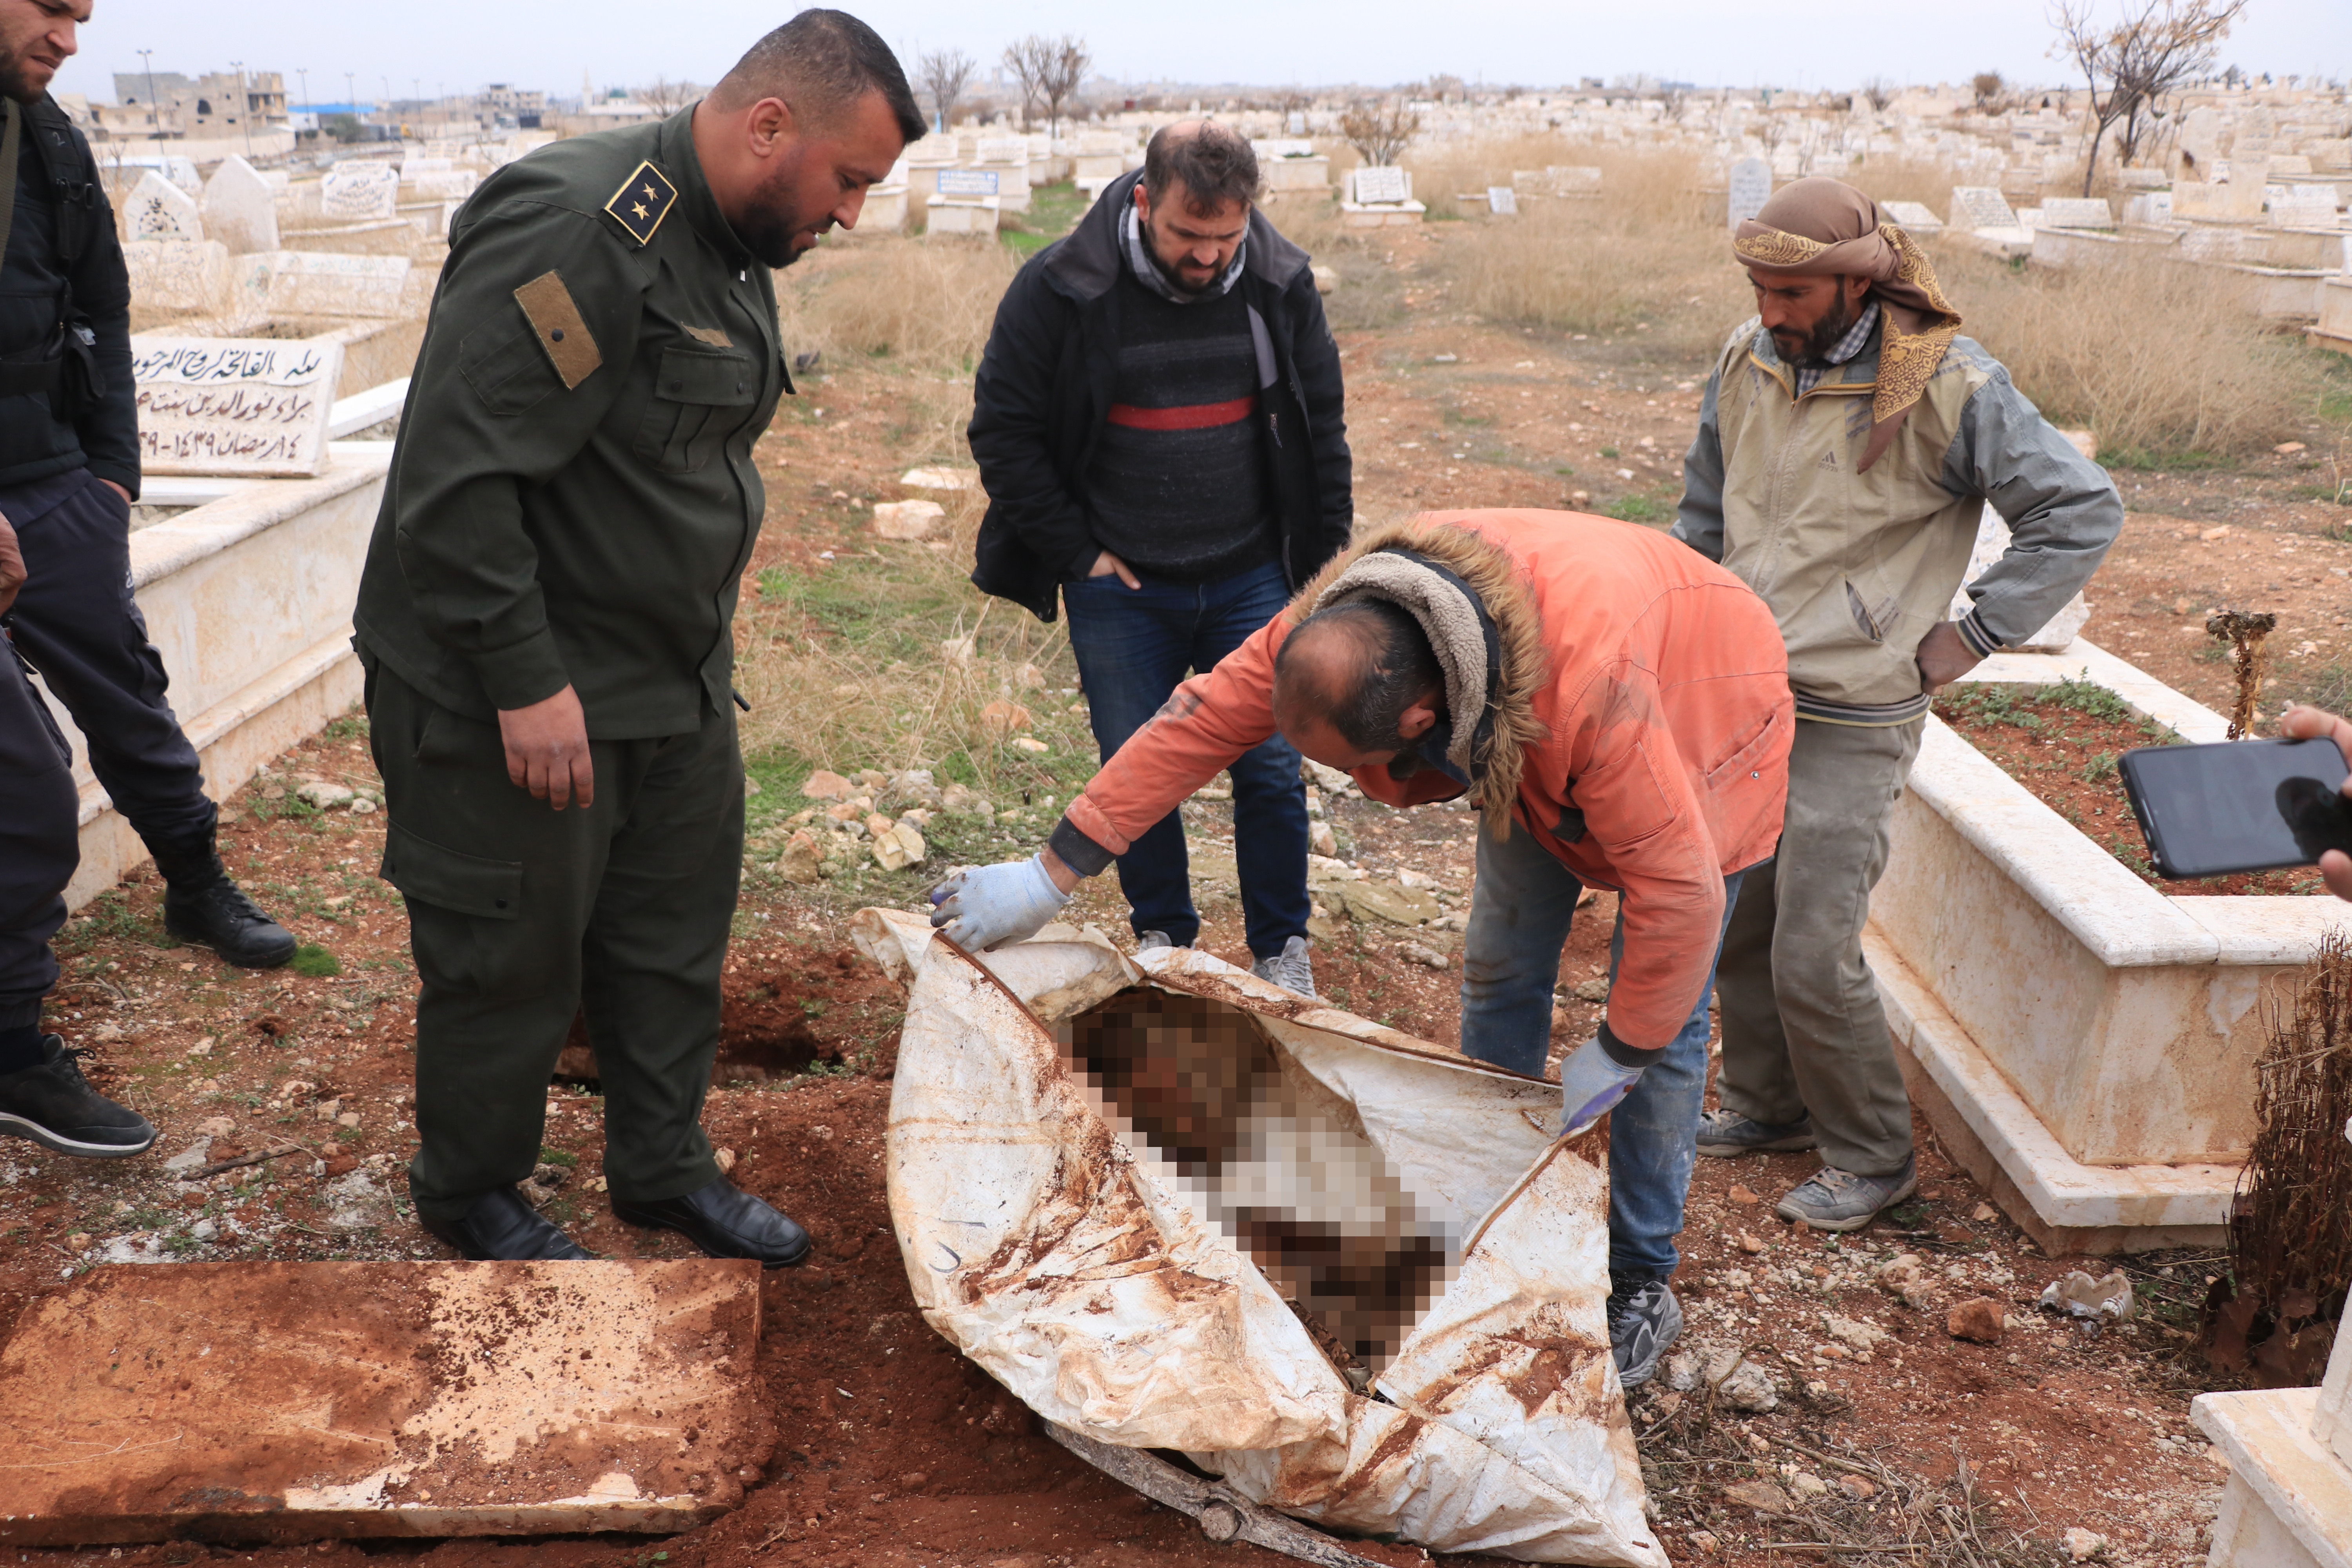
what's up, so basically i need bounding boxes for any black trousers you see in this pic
[2,469,214,853]
[0,633,77,1032]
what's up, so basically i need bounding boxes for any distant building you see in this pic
[101,68,288,140]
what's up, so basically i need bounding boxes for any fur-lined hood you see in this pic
[1283,519,1549,842]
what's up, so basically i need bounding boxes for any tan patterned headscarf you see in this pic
[1733,176,1962,472]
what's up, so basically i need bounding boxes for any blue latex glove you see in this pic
[927,855,1071,952]
[1558,1033,1646,1138]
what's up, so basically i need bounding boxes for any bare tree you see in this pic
[916,47,975,134]
[1036,36,1091,139]
[1859,76,1895,113]
[1338,97,1421,167]
[2051,0,2245,193]
[636,76,701,116]
[1002,36,1048,129]
[1971,69,2007,109]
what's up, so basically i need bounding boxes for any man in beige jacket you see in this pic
[1674,177,2122,1230]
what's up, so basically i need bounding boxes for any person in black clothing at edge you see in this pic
[0,0,288,1161]
[965,120,1350,994]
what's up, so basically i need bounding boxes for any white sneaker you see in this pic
[1250,935,1316,998]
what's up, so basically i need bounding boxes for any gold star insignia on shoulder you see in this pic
[604,160,677,245]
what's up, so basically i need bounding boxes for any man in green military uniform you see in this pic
[354,11,924,1262]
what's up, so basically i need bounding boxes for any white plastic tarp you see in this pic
[852,909,1665,1566]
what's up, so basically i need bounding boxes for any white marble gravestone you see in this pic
[129,335,345,477]
[246,252,412,318]
[321,161,401,222]
[1350,165,1411,205]
[1948,185,2020,231]
[200,157,279,256]
[2040,196,2114,229]
[1486,185,1519,216]
[1726,156,1771,229]
[1881,200,1943,231]
[122,171,203,244]
[121,241,231,314]
[408,169,479,202]
[935,168,1001,198]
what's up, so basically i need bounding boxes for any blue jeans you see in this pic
[1062,561,1310,958]
[1457,820,1747,1290]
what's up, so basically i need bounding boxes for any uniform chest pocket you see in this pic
[634,346,758,474]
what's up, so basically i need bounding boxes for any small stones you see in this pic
[1737,1230,1767,1254]
[1728,1182,1762,1205]
[1787,1470,1828,1499]
[1010,737,1050,754]
[1947,1297,2007,1345]
[1571,977,1610,1003]
[2063,1526,2109,1561]
[296,780,355,809]
[1308,820,1338,857]
[870,499,945,539]
[1837,1473,1880,1501]
[713,1147,737,1175]
[1822,1313,1889,1356]
[2039,1269,2135,1322]
[1721,1478,1791,1514]
[1686,1530,1720,1553]
[978,700,1033,737]
[870,821,927,871]
[774,830,824,884]
[1396,942,1448,970]
[802,769,854,801]
[1971,1201,1999,1222]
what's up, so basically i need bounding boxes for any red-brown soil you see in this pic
[19,209,2346,1567]
[1935,682,2332,896]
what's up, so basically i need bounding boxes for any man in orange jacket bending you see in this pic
[930,508,1794,1388]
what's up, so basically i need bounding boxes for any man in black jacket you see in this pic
[0,0,293,1070]
[966,121,1350,995]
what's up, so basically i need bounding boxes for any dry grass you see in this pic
[733,489,1094,802]
[776,238,1018,378]
[1936,241,2323,460]
[1440,142,1754,359]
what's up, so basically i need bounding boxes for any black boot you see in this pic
[0,1037,157,1158]
[150,822,296,969]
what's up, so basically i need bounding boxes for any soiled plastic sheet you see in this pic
[851,909,1665,1566]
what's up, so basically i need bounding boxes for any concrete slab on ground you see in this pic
[0,1259,767,1544]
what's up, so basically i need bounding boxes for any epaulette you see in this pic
[602,160,678,247]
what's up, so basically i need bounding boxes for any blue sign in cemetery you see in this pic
[935,168,1001,198]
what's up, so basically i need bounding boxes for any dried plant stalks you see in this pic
[2205,608,2276,739]
[2203,929,2352,1383]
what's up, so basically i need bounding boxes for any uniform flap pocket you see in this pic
[1704,708,1789,791]
[653,345,757,406]
[459,323,561,417]
[380,822,523,919]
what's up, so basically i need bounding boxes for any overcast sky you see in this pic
[54,0,2351,106]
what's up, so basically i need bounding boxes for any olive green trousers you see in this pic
[1712,715,1924,1178]
[365,662,740,1221]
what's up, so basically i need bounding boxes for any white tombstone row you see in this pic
[1350,165,1411,205]
[114,154,201,196]
[973,136,1027,166]
[1881,200,1943,232]
[1726,156,1771,229]
[321,161,402,222]
[407,169,480,202]
[199,156,279,256]
[128,335,347,477]
[122,171,203,243]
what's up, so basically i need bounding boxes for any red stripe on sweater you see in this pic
[1104,393,1258,431]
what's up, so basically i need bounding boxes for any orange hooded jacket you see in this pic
[1055,510,1794,1052]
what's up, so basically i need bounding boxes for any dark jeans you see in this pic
[2,469,214,850]
[1061,561,1309,958]
[1457,819,1748,1290]
[0,635,77,1033]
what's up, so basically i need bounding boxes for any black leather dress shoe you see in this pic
[420,1185,594,1260]
[612,1178,811,1268]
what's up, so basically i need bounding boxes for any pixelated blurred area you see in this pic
[1063,987,1457,1375]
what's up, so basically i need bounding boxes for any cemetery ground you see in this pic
[12,194,2352,1568]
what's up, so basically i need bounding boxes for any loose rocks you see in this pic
[1947,1297,2007,1345]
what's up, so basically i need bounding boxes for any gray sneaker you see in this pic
[1137,930,1174,951]
[1606,1277,1683,1390]
[1695,1107,1818,1157]
[1250,935,1316,998]
[1774,1160,1918,1233]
